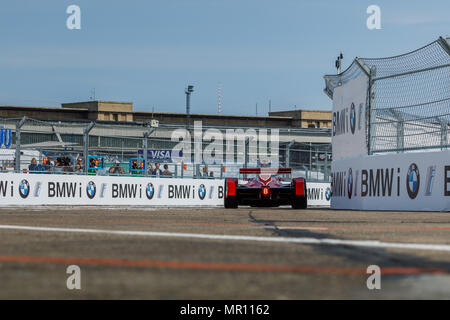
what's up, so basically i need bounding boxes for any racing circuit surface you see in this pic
[0,206,450,299]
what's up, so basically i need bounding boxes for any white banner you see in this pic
[331,151,450,211]
[307,182,331,207]
[332,75,369,160]
[0,173,224,206]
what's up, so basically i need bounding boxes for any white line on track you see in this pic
[1,224,450,252]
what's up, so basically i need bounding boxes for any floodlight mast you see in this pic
[185,85,194,131]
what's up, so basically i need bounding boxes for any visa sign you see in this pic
[138,149,182,162]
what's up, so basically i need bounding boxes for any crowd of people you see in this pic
[26,156,219,178]
[27,156,180,177]
[28,156,80,173]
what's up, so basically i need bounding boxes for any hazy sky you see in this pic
[0,0,448,115]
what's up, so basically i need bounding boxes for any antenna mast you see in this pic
[218,82,222,114]
[90,88,96,101]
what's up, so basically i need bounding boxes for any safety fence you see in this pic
[324,37,450,155]
[0,116,332,182]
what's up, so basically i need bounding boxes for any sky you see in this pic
[0,0,448,116]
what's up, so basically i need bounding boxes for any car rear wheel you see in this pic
[224,197,238,209]
[292,196,307,209]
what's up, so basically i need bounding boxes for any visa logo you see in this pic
[150,150,171,159]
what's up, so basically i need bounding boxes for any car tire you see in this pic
[292,196,307,209]
[224,197,238,209]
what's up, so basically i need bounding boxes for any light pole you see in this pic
[185,85,194,131]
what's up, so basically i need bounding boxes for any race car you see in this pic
[224,168,307,209]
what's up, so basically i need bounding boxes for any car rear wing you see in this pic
[239,168,291,174]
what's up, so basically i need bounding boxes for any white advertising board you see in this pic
[0,173,224,206]
[332,75,369,160]
[331,151,450,211]
[307,182,331,207]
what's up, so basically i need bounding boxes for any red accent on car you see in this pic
[239,168,292,174]
[258,174,272,185]
[293,178,305,196]
[226,179,237,197]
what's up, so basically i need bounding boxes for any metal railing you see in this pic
[0,116,332,182]
[324,37,450,155]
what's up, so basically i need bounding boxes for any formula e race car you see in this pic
[224,168,307,209]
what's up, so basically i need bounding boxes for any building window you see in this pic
[113,114,119,121]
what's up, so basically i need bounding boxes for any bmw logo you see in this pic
[347,168,353,199]
[406,163,420,199]
[325,187,332,201]
[86,181,96,199]
[19,179,30,199]
[198,184,206,200]
[350,103,356,134]
[146,182,154,200]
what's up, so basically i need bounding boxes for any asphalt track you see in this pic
[0,206,450,299]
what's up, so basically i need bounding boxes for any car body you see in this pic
[224,168,307,209]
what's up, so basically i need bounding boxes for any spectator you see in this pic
[131,159,143,175]
[44,156,54,171]
[53,158,64,173]
[88,157,98,174]
[28,158,38,172]
[162,164,172,177]
[151,162,162,177]
[202,166,208,177]
[147,162,154,175]
[64,157,73,173]
[131,159,138,170]
[74,157,83,173]
[209,171,214,178]
[109,160,125,175]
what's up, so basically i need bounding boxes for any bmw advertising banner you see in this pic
[331,150,450,211]
[1,174,224,206]
[307,182,331,207]
[331,75,369,161]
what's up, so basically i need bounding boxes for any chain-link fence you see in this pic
[324,36,450,155]
[0,116,331,181]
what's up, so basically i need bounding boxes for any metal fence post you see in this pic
[440,119,448,150]
[181,161,184,178]
[368,66,377,155]
[244,138,250,168]
[15,116,27,172]
[286,140,294,168]
[83,122,96,174]
[393,111,404,152]
[143,127,156,176]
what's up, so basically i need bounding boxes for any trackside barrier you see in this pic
[0,173,224,206]
[307,182,331,207]
[331,150,450,211]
